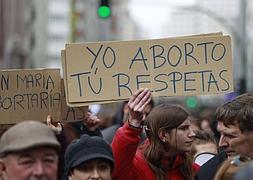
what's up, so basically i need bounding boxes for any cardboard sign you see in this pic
[0,69,61,124]
[63,33,233,106]
[61,50,123,107]
[61,79,88,122]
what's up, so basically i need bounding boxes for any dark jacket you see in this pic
[195,150,227,180]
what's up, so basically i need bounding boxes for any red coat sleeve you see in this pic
[193,163,200,174]
[111,122,142,180]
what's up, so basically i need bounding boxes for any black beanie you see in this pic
[63,135,114,180]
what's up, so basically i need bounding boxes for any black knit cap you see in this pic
[63,135,114,179]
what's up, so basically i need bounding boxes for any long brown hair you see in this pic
[144,104,194,180]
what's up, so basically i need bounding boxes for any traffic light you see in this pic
[98,0,111,19]
[186,96,198,109]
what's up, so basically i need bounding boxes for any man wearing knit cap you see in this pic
[63,134,114,180]
[0,121,60,180]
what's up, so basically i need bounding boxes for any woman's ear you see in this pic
[158,128,166,143]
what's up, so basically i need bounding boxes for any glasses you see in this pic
[143,125,151,132]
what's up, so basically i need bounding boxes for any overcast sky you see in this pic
[128,0,196,38]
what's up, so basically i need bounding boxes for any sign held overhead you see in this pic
[62,33,233,106]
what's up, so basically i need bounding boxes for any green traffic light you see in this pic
[98,6,111,18]
[186,97,198,108]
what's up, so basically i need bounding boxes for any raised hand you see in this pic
[127,88,151,127]
[83,112,101,132]
[46,115,62,135]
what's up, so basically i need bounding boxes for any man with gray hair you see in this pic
[0,121,60,180]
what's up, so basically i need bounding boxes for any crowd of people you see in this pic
[0,87,253,180]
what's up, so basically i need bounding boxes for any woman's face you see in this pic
[165,118,195,153]
[69,159,112,180]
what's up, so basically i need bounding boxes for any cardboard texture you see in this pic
[0,69,61,124]
[61,50,125,107]
[62,33,233,106]
[61,79,89,122]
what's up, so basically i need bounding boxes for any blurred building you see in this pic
[247,0,253,93]
[162,0,253,93]
[0,0,34,68]
[71,0,99,42]
[29,0,71,69]
[0,0,144,70]
[33,0,140,69]
[71,0,141,43]
[46,0,70,68]
[31,0,49,68]
[0,0,69,69]
[109,0,141,40]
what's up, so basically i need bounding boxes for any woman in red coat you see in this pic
[112,88,199,180]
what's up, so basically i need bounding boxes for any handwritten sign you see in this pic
[63,33,233,106]
[61,50,122,107]
[0,69,61,124]
[61,79,88,122]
